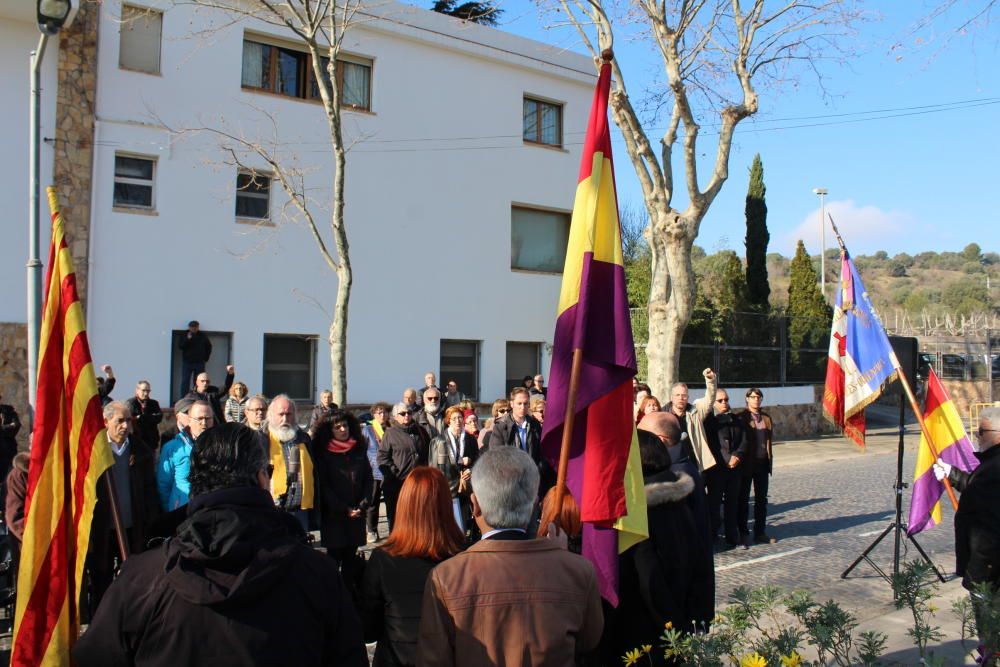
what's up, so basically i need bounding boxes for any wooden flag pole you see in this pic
[828,213,958,510]
[103,472,130,563]
[553,348,584,533]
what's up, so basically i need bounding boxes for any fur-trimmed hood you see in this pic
[644,470,695,506]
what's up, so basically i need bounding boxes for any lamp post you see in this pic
[813,188,828,302]
[28,0,72,410]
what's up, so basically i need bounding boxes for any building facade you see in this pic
[1,0,596,411]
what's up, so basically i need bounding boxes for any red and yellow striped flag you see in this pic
[12,188,113,666]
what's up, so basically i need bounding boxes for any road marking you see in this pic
[716,547,813,571]
[858,529,887,537]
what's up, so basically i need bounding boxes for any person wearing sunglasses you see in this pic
[416,387,445,438]
[376,402,429,531]
[933,407,1000,662]
[704,389,748,551]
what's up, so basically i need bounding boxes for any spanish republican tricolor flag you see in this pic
[12,188,113,666]
[907,369,978,535]
[541,59,647,606]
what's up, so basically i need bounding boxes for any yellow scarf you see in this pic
[372,420,385,442]
[268,429,314,509]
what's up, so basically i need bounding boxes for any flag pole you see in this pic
[103,474,130,562]
[828,214,958,510]
[553,348,584,531]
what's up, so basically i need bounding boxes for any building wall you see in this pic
[83,1,594,405]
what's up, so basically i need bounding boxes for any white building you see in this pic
[0,0,596,407]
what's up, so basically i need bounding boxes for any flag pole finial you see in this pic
[601,49,614,63]
[828,214,847,253]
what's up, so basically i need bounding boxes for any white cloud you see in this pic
[780,200,918,256]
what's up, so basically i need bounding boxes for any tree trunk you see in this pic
[328,134,351,406]
[645,208,699,397]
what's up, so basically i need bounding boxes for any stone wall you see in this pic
[0,323,29,450]
[53,0,99,306]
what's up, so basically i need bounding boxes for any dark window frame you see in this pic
[510,204,570,274]
[113,153,157,210]
[523,96,563,147]
[242,37,372,111]
[235,170,272,221]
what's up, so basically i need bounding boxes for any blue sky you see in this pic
[438,0,1000,258]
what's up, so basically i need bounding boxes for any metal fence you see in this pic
[630,309,829,386]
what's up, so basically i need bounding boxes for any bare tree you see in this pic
[178,0,369,405]
[547,0,859,396]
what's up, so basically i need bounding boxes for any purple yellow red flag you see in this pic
[541,60,647,606]
[12,188,113,666]
[907,369,978,535]
[822,248,900,447]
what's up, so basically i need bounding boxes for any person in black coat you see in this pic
[377,403,429,531]
[0,396,22,481]
[183,366,235,424]
[361,467,464,667]
[703,389,749,550]
[314,409,373,593]
[607,425,714,666]
[124,380,163,450]
[74,422,367,667]
[936,407,1000,662]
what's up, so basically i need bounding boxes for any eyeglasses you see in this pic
[497,408,510,414]
[716,398,729,403]
[398,410,412,416]
[426,396,440,402]
[980,428,999,435]
[190,416,212,423]
[247,407,265,413]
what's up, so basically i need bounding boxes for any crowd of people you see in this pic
[0,353,789,666]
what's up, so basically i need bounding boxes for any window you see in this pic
[113,155,156,209]
[119,5,162,74]
[511,206,570,273]
[440,340,480,401]
[235,171,271,220]
[523,97,562,147]
[262,334,316,401]
[242,38,372,110]
[506,342,541,394]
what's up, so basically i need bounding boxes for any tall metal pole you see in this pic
[813,188,828,302]
[28,33,50,411]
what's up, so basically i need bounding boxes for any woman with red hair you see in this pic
[360,467,464,667]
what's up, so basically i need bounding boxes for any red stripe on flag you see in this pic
[11,508,70,665]
[923,370,946,416]
[579,381,633,526]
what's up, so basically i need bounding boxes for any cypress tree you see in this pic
[744,154,771,310]
[787,240,831,355]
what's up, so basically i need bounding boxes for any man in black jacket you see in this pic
[178,320,212,397]
[377,402,428,530]
[703,389,748,550]
[0,395,21,482]
[184,366,235,423]
[936,407,1000,664]
[74,422,367,666]
[124,380,163,448]
[483,387,554,498]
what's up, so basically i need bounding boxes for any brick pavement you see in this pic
[715,416,977,664]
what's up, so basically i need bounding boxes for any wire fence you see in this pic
[630,309,829,386]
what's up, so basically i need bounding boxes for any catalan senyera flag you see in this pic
[822,248,900,447]
[12,188,113,666]
[907,369,978,535]
[541,61,647,606]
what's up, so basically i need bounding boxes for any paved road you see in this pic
[715,415,959,628]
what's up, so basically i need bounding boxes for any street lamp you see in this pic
[813,188,828,301]
[38,0,72,33]
[28,0,72,411]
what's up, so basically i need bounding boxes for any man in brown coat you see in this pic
[417,447,603,666]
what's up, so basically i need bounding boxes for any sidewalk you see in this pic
[772,422,978,665]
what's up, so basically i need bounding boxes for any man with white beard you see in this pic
[416,386,445,438]
[266,395,315,530]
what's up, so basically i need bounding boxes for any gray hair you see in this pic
[102,401,129,420]
[392,402,409,417]
[246,395,268,409]
[268,394,296,417]
[670,382,689,394]
[471,447,539,530]
[980,408,1000,446]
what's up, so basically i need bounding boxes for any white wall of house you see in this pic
[0,11,59,324]
[81,0,595,404]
